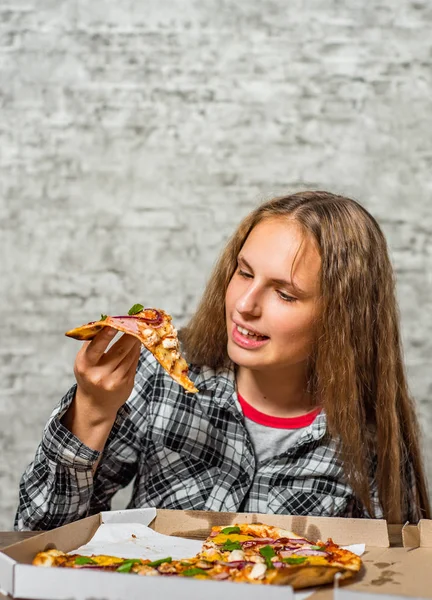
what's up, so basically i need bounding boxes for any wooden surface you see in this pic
[0,531,40,550]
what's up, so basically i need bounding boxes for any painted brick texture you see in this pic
[1,0,431,529]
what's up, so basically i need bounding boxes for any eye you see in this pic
[238,268,253,279]
[277,290,297,303]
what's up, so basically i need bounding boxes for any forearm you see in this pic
[15,387,100,531]
[61,387,117,456]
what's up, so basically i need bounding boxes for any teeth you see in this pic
[237,325,265,338]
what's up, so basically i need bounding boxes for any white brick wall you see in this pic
[1,0,431,529]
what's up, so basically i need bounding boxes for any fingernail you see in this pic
[107,328,117,337]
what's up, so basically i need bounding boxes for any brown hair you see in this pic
[181,190,430,523]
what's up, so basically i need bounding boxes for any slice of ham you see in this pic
[279,549,328,558]
[294,549,328,556]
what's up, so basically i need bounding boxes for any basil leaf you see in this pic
[282,557,307,565]
[116,559,142,573]
[128,304,144,315]
[75,556,96,565]
[182,567,209,577]
[147,557,172,567]
[100,314,107,321]
[221,540,242,551]
[221,526,241,535]
[259,545,276,569]
[117,562,134,573]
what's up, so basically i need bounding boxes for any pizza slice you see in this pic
[65,304,198,393]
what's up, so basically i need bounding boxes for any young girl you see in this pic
[16,191,430,530]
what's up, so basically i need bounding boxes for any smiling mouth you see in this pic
[235,324,269,341]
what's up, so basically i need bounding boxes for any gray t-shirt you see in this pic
[244,418,306,463]
[238,393,320,463]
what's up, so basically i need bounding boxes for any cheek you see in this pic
[272,306,317,344]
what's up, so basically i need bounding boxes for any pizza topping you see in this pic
[218,560,248,569]
[281,557,308,565]
[74,556,97,565]
[291,549,328,557]
[117,559,142,573]
[221,526,241,535]
[212,533,254,545]
[162,337,178,349]
[147,557,172,567]
[182,567,210,577]
[249,563,267,580]
[128,304,144,315]
[213,571,230,580]
[259,545,276,570]
[221,540,243,552]
[242,538,280,548]
[227,549,245,562]
[157,562,178,574]
[134,564,160,576]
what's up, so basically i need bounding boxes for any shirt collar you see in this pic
[192,363,327,441]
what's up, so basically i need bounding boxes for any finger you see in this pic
[114,340,142,379]
[84,327,118,364]
[101,333,141,370]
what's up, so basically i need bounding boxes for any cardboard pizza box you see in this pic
[330,519,432,600]
[0,508,429,600]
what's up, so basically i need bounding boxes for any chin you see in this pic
[227,342,263,369]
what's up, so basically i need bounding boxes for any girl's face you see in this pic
[225,217,321,374]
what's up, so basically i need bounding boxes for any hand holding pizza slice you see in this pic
[65,304,198,393]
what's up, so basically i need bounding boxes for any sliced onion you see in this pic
[217,560,248,569]
[213,571,230,580]
[111,310,163,326]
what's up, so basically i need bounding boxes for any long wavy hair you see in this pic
[181,190,430,523]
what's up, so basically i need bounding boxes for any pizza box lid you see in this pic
[0,508,428,600]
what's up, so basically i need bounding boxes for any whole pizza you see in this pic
[32,523,362,590]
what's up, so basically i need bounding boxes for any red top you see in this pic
[237,393,321,429]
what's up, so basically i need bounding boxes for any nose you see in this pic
[235,285,261,318]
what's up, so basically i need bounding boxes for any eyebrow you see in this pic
[237,255,307,296]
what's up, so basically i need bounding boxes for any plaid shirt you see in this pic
[16,350,390,531]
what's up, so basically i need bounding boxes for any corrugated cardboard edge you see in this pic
[402,519,432,548]
[418,519,432,547]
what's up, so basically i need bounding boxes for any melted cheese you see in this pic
[91,555,124,566]
[212,533,255,545]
